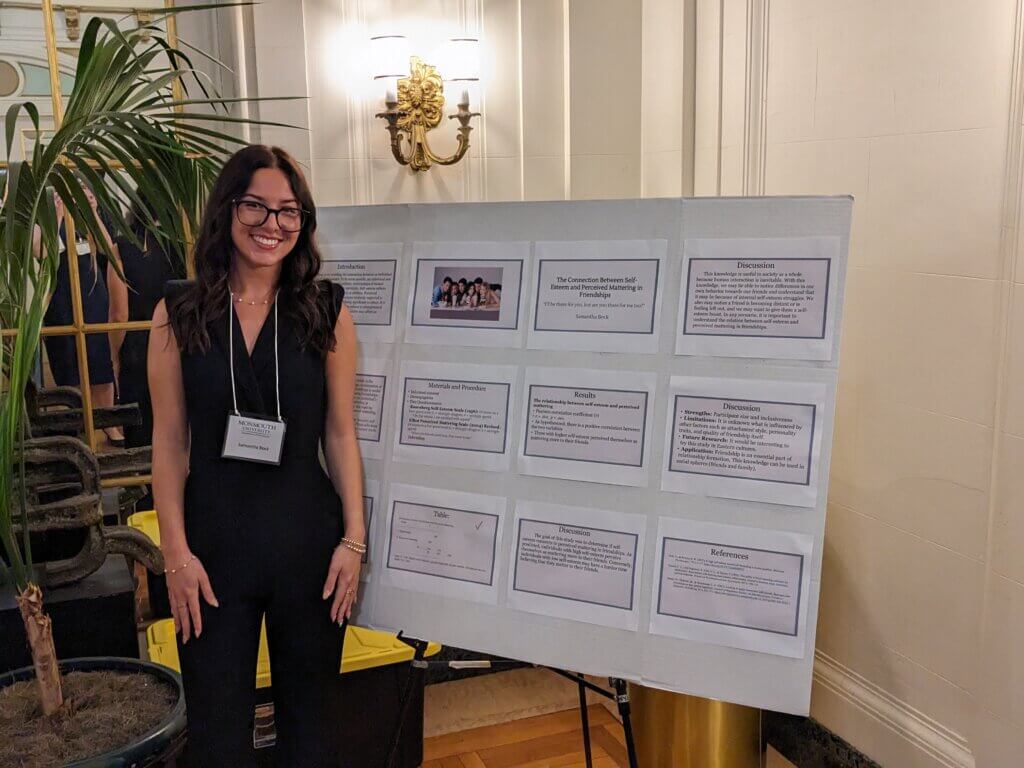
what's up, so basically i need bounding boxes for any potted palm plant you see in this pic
[0,9,288,765]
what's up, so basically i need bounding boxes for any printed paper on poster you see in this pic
[508,501,647,631]
[518,367,656,487]
[675,237,840,360]
[529,240,667,353]
[321,242,402,343]
[382,484,506,605]
[660,376,828,507]
[649,517,813,658]
[393,361,517,473]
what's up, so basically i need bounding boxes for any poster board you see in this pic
[319,196,851,715]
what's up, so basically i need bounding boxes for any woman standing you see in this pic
[148,145,365,767]
[43,185,125,445]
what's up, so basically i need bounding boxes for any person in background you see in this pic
[109,199,184,452]
[42,184,125,447]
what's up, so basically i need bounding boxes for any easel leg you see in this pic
[611,678,640,768]
[386,633,429,768]
[547,669,641,768]
[577,673,593,768]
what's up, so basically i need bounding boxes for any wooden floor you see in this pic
[423,704,629,768]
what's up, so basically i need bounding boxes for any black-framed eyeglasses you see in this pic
[232,198,309,232]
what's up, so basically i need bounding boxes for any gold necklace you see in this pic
[229,290,273,306]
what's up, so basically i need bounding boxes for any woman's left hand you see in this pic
[322,544,363,623]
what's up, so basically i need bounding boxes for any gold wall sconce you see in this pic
[371,35,480,172]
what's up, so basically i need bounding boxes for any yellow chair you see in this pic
[145,616,441,683]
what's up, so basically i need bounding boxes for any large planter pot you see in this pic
[0,656,186,767]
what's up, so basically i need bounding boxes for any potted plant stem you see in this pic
[0,8,291,764]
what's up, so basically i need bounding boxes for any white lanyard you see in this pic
[227,291,282,421]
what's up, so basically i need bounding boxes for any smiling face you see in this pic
[230,167,302,273]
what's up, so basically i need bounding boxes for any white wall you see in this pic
[250,0,694,205]
[243,1,1023,765]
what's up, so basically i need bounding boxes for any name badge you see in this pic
[222,412,287,465]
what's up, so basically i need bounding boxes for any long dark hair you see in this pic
[167,145,335,356]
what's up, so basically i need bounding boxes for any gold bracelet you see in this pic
[166,554,197,575]
[340,538,367,554]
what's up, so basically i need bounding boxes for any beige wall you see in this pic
[247,1,1022,765]
[703,1,1023,765]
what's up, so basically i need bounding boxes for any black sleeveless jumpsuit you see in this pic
[166,279,350,767]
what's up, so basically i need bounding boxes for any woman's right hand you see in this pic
[165,551,219,643]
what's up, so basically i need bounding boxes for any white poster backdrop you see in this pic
[528,240,667,353]
[316,196,851,715]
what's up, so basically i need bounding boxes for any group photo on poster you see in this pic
[406,241,527,347]
[428,268,503,319]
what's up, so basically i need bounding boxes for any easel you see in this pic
[546,668,640,768]
[385,633,640,768]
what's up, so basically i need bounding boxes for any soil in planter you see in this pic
[0,669,177,768]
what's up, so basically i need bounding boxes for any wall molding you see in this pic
[561,0,571,199]
[336,0,373,205]
[460,0,486,201]
[812,651,975,768]
[741,0,768,195]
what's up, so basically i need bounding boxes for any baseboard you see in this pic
[765,710,883,768]
[806,651,975,768]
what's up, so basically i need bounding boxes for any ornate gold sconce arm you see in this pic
[375,56,480,172]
